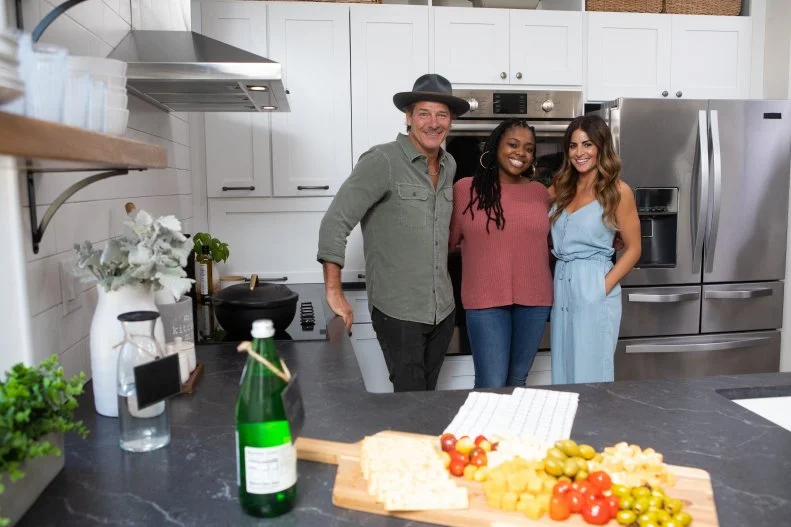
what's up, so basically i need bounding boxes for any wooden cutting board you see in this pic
[296,431,720,527]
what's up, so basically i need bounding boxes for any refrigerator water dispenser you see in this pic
[634,187,678,268]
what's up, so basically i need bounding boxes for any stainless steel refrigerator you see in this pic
[594,98,791,381]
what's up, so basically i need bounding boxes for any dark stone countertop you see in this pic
[18,284,791,526]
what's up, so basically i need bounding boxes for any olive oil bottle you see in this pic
[234,320,297,517]
[195,246,215,340]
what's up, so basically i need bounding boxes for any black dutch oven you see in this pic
[213,275,298,340]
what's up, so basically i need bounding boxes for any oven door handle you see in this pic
[451,123,569,133]
[625,337,772,354]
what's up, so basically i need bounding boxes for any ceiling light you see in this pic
[248,85,268,91]
[262,105,277,110]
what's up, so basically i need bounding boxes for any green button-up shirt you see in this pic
[317,133,456,325]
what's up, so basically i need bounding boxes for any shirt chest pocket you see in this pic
[397,183,429,229]
[437,187,453,226]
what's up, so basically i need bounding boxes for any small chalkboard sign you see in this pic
[133,354,182,410]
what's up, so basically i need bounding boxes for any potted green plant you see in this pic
[0,356,89,526]
[192,232,230,264]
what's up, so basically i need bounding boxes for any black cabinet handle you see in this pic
[357,273,366,279]
[297,185,330,190]
[222,186,255,191]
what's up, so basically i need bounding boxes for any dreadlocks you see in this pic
[463,119,536,233]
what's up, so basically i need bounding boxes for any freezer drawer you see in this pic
[620,286,701,338]
[615,330,780,381]
[701,282,784,333]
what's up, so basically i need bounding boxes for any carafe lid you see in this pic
[118,311,160,322]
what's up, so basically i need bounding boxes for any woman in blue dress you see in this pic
[548,115,641,384]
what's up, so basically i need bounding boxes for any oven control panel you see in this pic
[453,89,583,120]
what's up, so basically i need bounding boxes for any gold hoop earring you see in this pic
[479,151,490,169]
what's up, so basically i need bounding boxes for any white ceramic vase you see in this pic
[89,284,165,417]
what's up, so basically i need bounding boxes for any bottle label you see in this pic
[198,262,210,296]
[244,443,297,494]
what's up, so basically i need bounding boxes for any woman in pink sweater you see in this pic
[449,119,553,388]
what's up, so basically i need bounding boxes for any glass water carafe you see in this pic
[116,311,170,452]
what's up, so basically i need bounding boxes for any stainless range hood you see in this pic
[108,30,289,113]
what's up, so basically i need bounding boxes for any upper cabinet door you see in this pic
[433,6,509,85]
[510,11,583,86]
[269,3,352,197]
[670,15,752,100]
[586,12,671,102]
[201,1,271,198]
[350,5,429,163]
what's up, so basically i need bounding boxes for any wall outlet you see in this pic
[60,260,83,316]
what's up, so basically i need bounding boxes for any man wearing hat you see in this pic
[317,74,470,392]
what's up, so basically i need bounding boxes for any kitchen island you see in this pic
[17,287,791,527]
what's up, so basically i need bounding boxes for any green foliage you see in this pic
[73,210,194,299]
[0,356,89,525]
[192,232,230,263]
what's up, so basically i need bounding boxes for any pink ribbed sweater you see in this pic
[449,177,553,310]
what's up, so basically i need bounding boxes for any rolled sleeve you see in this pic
[317,149,391,267]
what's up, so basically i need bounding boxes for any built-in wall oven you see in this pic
[445,89,583,356]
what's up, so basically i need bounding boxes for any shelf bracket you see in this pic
[27,168,136,254]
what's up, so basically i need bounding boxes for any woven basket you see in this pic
[663,0,741,15]
[586,0,663,13]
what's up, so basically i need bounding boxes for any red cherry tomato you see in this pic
[553,480,573,497]
[448,459,466,477]
[469,450,487,467]
[575,480,601,498]
[568,490,584,514]
[440,433,457,453]
[448,449,469,465]
[581,499,611,525]
[605,495,620,517]
[474,434,488,445]
[588,471,613,493]
[549,495,572,521]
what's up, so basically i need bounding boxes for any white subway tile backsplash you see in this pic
[61,285,96,351]
[56,200,113,253]
[30,305,62,363]
[60,337,91,381]
[128,97,190,146]
[99,3,130,49]
[26,255,62,315]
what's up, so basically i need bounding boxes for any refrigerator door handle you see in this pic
[627,292,700,303]
[692,110,709,273]
[705,110,723,273]
[704,288,773,300]
[625,337,772,354]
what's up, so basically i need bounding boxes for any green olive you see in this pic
[638,511,658,525]
[573,456,588,471]
[665,498,683,516]
[655,509,671,524]
[557,476,573,483]
[611,484,630,497]
[664,521,681,527]
[619,496,636,510]
[578,444,596,460]
[616,510,637,525]
[546,447,568,461]
[673,511,693,526]
[575,470,589,481]
[648,495,665,509]
[632,486,651,499]
[558,439,581,458]
[544,458,564,477]
[563,458,579,478]
[633,496,652,515]
[650,487,666,497]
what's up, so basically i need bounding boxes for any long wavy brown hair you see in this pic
[550,115,622,229]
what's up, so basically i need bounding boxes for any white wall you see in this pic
[5,0,194,381]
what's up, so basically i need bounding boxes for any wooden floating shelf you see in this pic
[0,111,167,171]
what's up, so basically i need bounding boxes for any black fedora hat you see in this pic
[393,74,470,117]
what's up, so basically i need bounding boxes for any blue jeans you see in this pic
[466,305,551,388]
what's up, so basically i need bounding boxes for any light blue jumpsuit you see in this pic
[550,201,621,384]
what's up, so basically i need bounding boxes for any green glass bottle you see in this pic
[235,319,297,517]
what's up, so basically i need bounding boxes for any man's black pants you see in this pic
[370,307,456,392]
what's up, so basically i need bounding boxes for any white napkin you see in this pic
[443,388,579,443]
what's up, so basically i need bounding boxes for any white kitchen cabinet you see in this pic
[670,15,752,100]
[586,12,672,101]
[207,198,365,283]
[268,3,352,197]
[200,1,272,198]
[351,323,394,393]
[433,7,510,85]
[587,12,752,102]
[350,5,429,162]
[434,7,582,87]
[509,11,583,86]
